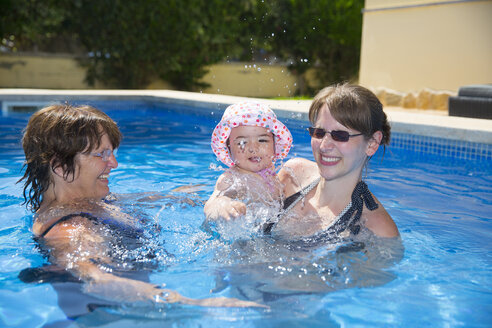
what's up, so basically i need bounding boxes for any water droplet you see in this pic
[271,33,274,37]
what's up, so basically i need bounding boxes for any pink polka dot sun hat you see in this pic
[211,102,293,167]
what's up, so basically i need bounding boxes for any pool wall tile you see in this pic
[391,132,492,161]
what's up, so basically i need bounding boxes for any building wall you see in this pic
[359,0,492,93]
[200,63,298,98]
[0,53,106,89]
[0,53,299,97]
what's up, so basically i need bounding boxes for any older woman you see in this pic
[273,84,399,243]
[19,104,262,314]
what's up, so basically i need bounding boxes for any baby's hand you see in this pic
[205,196,246,221]
[223,200,247,220]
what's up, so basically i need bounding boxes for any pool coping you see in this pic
[1,88,491,145]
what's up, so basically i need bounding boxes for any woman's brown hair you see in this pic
[309,83,390,147]
[19,104,122,212]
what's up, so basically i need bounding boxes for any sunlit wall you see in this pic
[359,0,492,93]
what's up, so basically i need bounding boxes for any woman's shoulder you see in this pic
[283,157,316,169]
[32,201,102,237]
[363,201,399,238]
[278,158,318,187]
[33,212,96,238]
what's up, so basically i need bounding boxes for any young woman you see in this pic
[274,84,399,243]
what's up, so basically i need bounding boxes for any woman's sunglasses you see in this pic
[307,127,363,142]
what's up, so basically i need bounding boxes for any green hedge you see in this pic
[1,0,363,94]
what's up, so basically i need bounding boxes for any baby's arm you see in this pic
[204,173,247,221]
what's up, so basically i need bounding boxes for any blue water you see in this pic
[0,102,491,327]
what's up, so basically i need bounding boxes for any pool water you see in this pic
[0,102,491,327]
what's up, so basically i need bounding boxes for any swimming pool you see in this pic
[1,100,491,327]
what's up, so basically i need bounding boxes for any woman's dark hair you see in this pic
[309,83,391,147]
[19,104,122,212]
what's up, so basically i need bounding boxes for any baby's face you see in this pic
[229,126,275,173]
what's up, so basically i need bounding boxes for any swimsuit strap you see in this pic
[39,212,98,238]
[262,177,320,234]
[328,180,378,236]
[282,177,321,214]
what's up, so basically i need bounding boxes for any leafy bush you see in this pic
[0,0,364,93]
[256,0,364,94]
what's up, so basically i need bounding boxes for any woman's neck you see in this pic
[313,173,362,211]
[39,184,100,215]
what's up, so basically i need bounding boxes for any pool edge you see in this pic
[0,88,491,145]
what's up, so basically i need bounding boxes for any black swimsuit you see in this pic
[39,213,99,237]
[283,189,307,211]
[24,212,156,321]
[264,180,379,241]
[38,212,144,238]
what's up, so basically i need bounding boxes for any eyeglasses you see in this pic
[91,149,117,162]
[307,127,363,142]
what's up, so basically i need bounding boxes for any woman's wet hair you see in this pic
[308,83,391,147]
[19,104,122,212]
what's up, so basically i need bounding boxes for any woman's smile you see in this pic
[319,155,340,165]
[98,172,110,181]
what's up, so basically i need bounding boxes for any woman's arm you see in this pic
[41,216,265,307]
